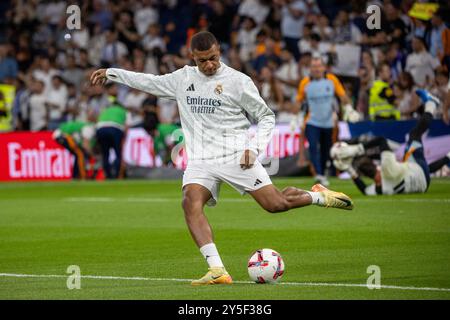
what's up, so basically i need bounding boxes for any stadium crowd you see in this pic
[0,0,449,170]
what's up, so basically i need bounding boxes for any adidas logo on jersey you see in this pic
[254,178,262,187]
[186,84,195,91]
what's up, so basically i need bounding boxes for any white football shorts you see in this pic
[182,160,272,206]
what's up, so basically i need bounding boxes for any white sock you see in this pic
[200,243,224,268]
[307,191,325,206]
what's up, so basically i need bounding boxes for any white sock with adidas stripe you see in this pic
[200,243,224,268]
[307,192,325,206]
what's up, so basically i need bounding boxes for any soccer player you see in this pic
[90,31,354,286]
[297,57,359,187]
[53,121,96,179]
[332,89,448,195]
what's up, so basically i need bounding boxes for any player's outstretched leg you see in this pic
[429,151,450,173]
[182,184,232,286]
[250,184,353,212]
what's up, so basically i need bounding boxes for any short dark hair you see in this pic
[190,31,218,52]
[354,156,377,179]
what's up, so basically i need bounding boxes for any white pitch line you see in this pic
[63,197,250,203]
[63,197,450,203]
[1,273,450,293]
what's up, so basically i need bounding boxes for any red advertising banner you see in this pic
[0,131,72,181]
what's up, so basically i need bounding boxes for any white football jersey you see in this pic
[106,62,275,164]
[381,162,428,195]
[365,152,428,195]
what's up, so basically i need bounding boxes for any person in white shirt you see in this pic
[90,31,353,286]
[32,56,58,95]
[101,29,129,67]
[280,0,307,60]
[46,75,68,130]
[123,88,148,127]
[133,0,159,36]
[141,24,166,54]
[405,36,440,87]
[237,0,270,26]
[29,80,47,131]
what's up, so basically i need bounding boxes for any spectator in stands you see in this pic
[134,0,159,37]
[237,0,271,27]
[381,2,409,47]
[32,55,58,94]
[124,87,148,128]
[368,63,400,121]
[405,36,440,88]
[430,68,450,120]
[45,75,68,130]
[386,43,405,81]
[252,36,281,74]
[78,49,93,69]
[12,78,30,130]
[332,10,362,44]
[14,33,33,73]
[207,0,234,47]
[115,11,140,54]
[274,49,300,102]
[28,79,47,131]
[141,24,166,54]
[312,14,333,42]
[101,28,129,68]
[429,9,448,59]
[235,16,259,63]
[279,0,307,60]
[259,66,284,114]
[0,42,18,84]
[298,51,311,78]
[62,55,84,90]
[88,23,107,67]
[395,71,419,119]
[88,0,113,32]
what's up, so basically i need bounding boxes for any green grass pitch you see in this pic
[0,178,449,300]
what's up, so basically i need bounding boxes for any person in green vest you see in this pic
[96,100,126,179]
[53,121,96,179]
[0,85,15,132]
[368,63,401,121]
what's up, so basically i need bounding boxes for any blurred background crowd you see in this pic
[0,0,449,133]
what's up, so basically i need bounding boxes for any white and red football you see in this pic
[247,248,285,284]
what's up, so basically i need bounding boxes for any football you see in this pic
[248,248,285,284]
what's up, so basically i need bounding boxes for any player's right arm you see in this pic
[333,158,376,196]
[90,68,180,100]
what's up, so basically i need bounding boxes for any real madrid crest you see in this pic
[214,84,223,95]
